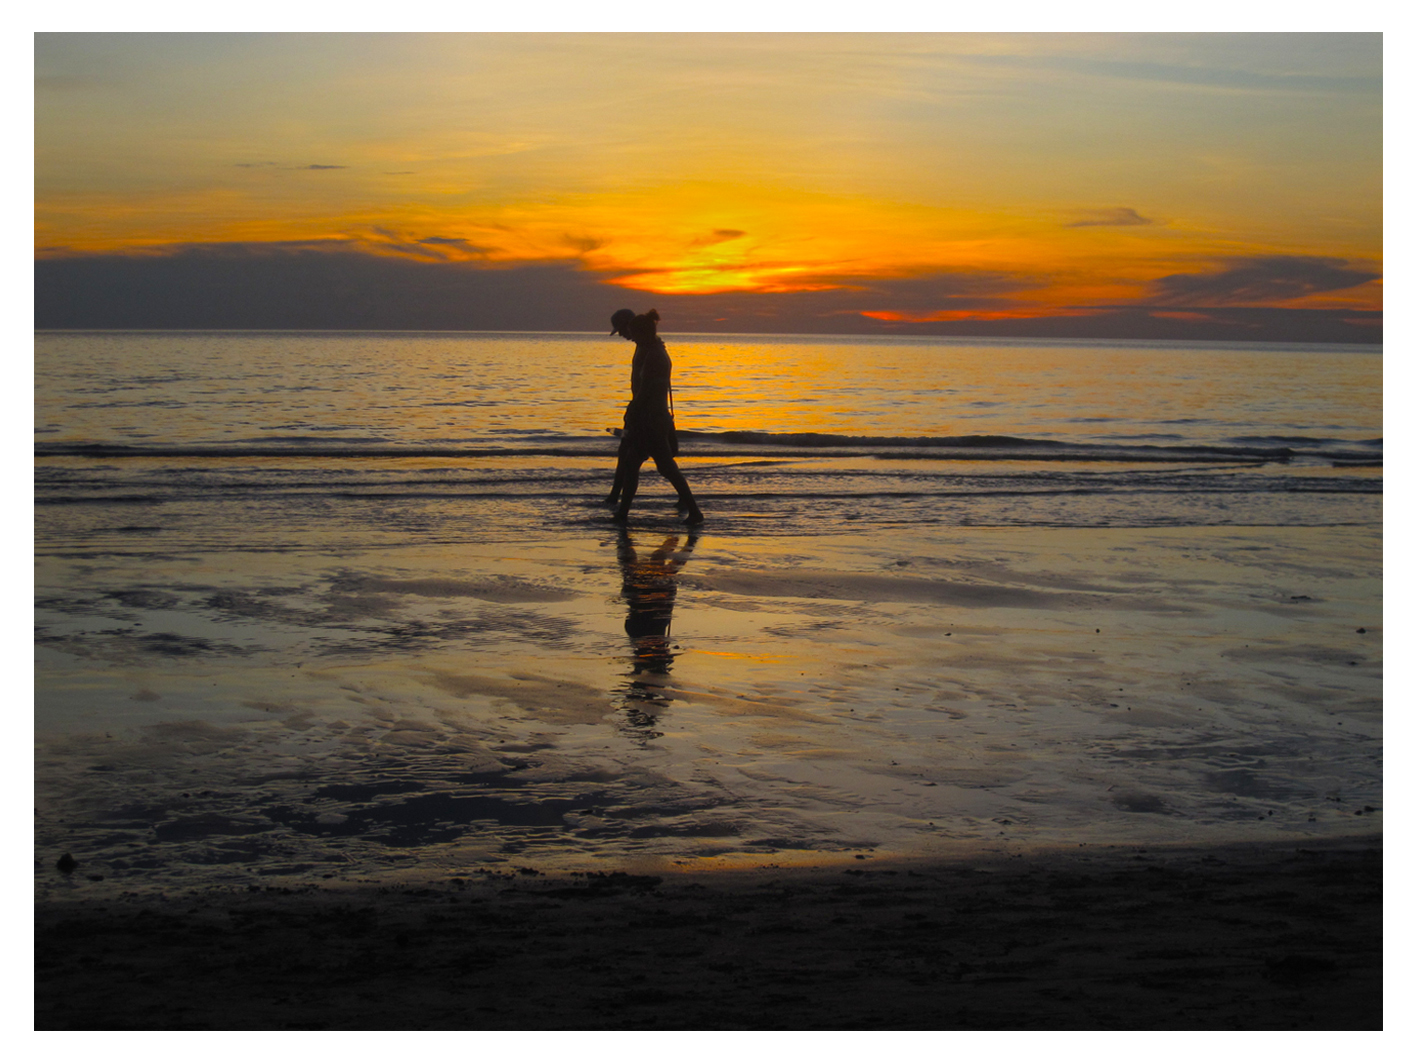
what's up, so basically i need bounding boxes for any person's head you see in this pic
[628,309,660,342]
[610,308,636,339]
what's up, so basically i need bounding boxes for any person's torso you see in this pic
[632,340,672,405]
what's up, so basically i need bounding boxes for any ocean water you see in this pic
[36,330,1381,548]
[34,332,1382,885]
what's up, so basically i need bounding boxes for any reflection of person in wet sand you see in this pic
[605,309,704,526]
[617,529,697,722]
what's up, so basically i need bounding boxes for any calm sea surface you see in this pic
[35,330,1381,547]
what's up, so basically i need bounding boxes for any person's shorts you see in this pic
[618,428,677,463]
[619,406,678,461]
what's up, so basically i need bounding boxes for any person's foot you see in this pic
[612,508,630,524]
[683,509,705,526]
[604,494,620,506]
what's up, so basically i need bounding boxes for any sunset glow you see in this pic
[35,32,1382,339]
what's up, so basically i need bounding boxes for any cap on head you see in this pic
[610,308,635,335]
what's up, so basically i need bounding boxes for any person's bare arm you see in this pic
[630,349,645,398]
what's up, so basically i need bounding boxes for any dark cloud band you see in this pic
[1146,255,1379,305]
[34,243,1379,344]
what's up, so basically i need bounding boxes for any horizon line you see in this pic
[33,327,1382,350]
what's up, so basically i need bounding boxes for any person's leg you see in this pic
[606,454,627,505]
[651,453,704,524]
[606,418,632,504]
[613,455,644,522]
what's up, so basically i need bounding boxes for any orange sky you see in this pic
[35,33,1382,325]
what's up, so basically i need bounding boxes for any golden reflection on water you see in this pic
[669,338,1382,440]
[38,331,1381,450]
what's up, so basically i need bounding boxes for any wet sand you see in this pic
[35,524,1381,881]
[35,522,1382,1028]
[36,838,1380,1030]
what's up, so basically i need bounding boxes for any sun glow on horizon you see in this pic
[34,33,1382,326]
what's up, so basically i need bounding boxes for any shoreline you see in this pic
[36,835,1381,1030]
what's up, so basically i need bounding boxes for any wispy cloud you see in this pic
[232,162,346,171]
[1065,208,1154,228]
[414,235,498,259]
[563,234,604,253]
[684,229,749,250]
[966,53,1380,95]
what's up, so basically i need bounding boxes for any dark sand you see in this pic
[35,837,1380,1031]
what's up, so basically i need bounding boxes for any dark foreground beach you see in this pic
[36,837,1379,1030]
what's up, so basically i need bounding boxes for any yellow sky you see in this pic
[35,33,1382,315]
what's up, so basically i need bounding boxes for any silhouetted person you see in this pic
[605,309,704,525]
[616,529,697,726]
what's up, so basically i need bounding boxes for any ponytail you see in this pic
[629,310,661,339]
